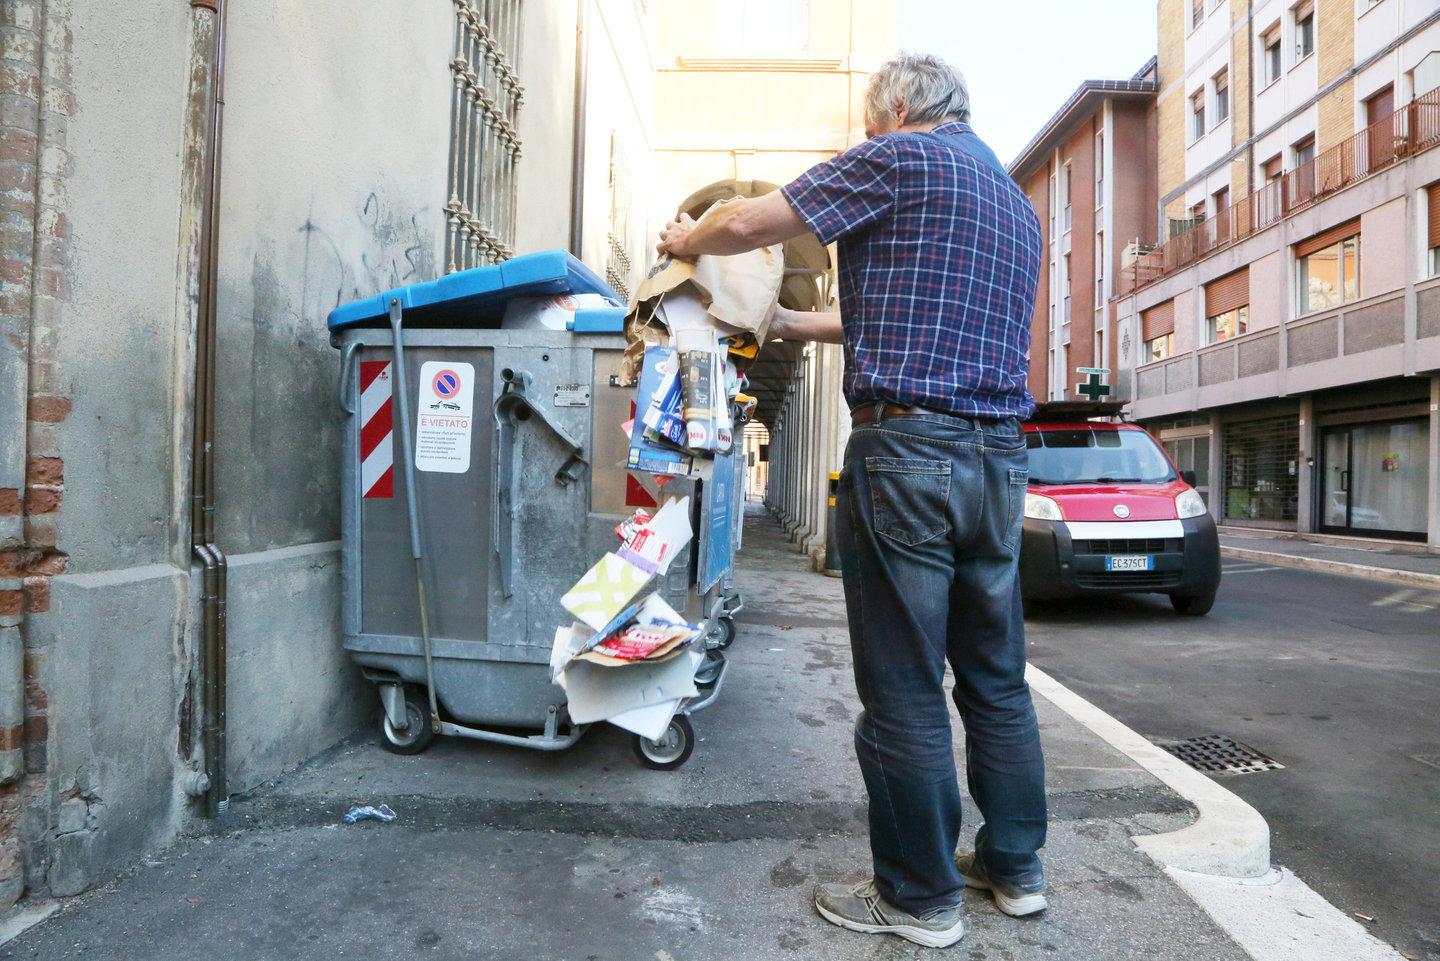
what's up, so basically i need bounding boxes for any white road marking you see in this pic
[1167,867,1406,961]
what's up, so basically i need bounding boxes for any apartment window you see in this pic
[1214,69,1230,124]
[1296,222,1361,315]
[1262,154,1283,183]
[1096,230,1105,302]
[1063,253,1072,322]
[1192,0,1204,29]
[1191,90,1207,141]
[1205,267,1250,343]
[1294,135,1316,167]
[446,0,524,271]
[1428,183,1440,276]
[1142,300,1176,361]
[1263,26,1282,84]
[1294,1,1315,61]
[1095,131,1105,202]
[1191,200,1208,224]
[1063,164,1073,231]
[717,0,807,52]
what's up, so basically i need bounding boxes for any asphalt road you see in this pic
[1025,559,1440,961]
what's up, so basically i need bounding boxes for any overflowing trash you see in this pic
[342,804,397,824]
[549,232,783,743]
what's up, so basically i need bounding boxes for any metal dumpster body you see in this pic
[328,252,732,765]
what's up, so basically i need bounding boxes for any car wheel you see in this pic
[1170,591,1216,616]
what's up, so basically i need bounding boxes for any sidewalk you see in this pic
[0,508,1258,961]
[1219,528,1440,589]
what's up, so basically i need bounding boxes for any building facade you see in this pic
[1009,63,1161,404]
[0,0,893,909]
[1112,0,1440,548]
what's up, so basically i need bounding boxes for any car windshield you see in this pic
[1026,428,1177,486]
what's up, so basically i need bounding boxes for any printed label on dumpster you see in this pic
[553,383,592,408]
[415,361,474,473]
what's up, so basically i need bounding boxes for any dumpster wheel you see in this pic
[380,688,436,756]
[632,714,694,771]
[707,616,736,651]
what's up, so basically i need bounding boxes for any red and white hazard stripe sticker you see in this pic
[359,360,394,499]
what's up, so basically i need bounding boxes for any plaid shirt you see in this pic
[781,121,1041,420]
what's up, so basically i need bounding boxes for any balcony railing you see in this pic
[1119,86,1440,296]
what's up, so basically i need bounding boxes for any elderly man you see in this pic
[657,54,1046,948]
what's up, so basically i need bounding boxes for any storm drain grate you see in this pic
[1150,734,1284,775]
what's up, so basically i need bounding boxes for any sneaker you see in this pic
[813,878,965,948]
[954,851,1048,917]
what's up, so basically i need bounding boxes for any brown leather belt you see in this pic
[851,402,1003,429]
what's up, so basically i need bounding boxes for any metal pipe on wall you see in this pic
[189,0,229,818]
[569,0,590,258]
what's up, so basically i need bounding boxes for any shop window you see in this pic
[1162,433,1213,506]
[1297,229,1360,315]
[1224,415,1300,527]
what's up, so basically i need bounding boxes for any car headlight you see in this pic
[1024,492,1063,521]
[1175,488,1207,519]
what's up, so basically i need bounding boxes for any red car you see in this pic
[1020,402,1221,615]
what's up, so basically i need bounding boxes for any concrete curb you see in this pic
[1221,545,1440,591]
[1027,666,1410,961]
[1025,665,1270,879]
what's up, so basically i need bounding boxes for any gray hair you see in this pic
[864,53,971,128]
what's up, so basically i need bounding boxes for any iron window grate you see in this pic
[1151,734,1284,775]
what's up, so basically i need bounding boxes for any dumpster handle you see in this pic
[337,341,360,414]
[492,369,589,599]
[387,298,442,735]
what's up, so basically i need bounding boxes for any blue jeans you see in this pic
[835,410,1047,916]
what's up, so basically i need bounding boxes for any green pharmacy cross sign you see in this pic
[1075,367,1111,402]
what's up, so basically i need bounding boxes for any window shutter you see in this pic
[1204,268,1250,318]
[1294,0,1314,19]
[1142,301,1175,342]
[1428,184,1440,249]
[1295,220,1361,258]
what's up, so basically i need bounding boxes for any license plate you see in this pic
[1105,554,1154,572]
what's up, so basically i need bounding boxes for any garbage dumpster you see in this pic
[328,250,734,769]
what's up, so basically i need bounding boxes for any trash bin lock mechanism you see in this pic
[493,370,589,599]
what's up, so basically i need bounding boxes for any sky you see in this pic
[896,0,1159,165]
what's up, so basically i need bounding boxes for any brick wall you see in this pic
[1317,0,1356,151]
[0,0,73,907]
[1229,0,1253,199]
[1157,0,1187,224]
[1023,166,1051,400]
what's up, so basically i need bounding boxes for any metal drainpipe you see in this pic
[1245,0,1254,197]
[190,0,229,818]
[568,0,589,258]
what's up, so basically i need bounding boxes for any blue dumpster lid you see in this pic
[326,249,621,331]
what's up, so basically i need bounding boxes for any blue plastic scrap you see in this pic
[325,249,620,331]
[343,803,397,824]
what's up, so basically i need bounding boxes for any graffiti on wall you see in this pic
[296,188,439,324]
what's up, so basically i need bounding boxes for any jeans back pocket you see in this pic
[865,456,952,547]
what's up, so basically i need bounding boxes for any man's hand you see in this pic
[657,213,698,260]
[655,193,811,259]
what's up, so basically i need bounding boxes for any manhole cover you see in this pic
[1150,734,1284,775]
